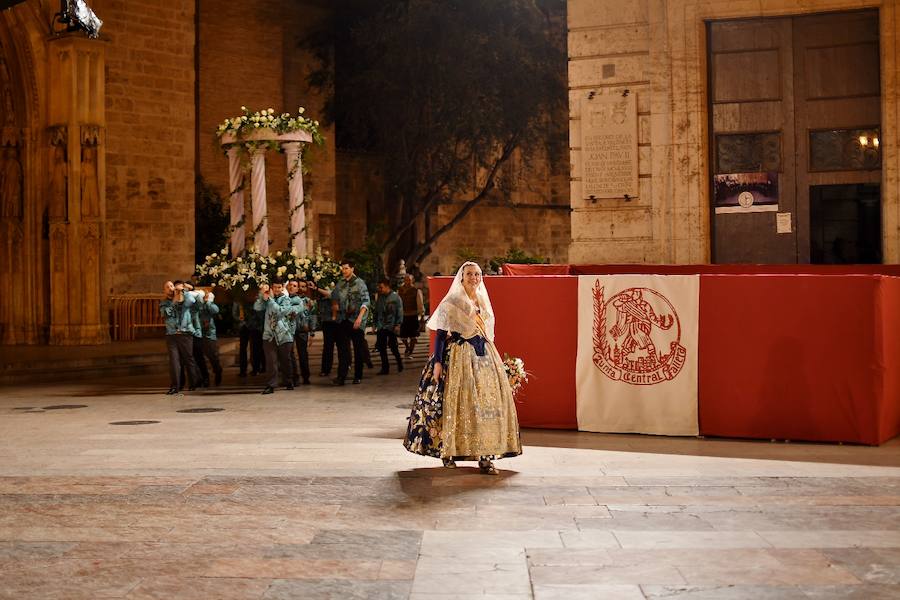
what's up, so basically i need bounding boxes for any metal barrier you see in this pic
[108,295,165,341]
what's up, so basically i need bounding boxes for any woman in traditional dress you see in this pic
[403,261,521,474]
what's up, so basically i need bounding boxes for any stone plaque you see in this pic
[581,93,639,199]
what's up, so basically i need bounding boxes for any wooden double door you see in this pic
[709,10,882,264]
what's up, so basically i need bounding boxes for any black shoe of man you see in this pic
[332,378,345,386]
[165,388,177,395]
[377,370,389,376]
[302,379,311,385]
[214,370,223,386]
[352,378,361,384]
[397,362,404,373]
[261,386,274,395]
[286,383,294,391]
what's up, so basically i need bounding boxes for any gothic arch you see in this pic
[0,2,50,343]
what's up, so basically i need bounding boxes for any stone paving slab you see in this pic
[1,370,900,599]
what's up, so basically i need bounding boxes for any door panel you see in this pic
[709,10,881,264]
[709,18,796,263]
[793,10,881,263]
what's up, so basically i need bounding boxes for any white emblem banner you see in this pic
[576,275,700,436]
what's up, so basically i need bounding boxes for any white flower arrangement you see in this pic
[196,246,342,293]
[216,106,325,146]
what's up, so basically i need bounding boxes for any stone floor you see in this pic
[1,347,900,599]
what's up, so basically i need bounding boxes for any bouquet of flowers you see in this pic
[502,353,528,398]
[215,106,325,147]
[196,247,341,292]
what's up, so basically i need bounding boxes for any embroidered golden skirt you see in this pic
[404,339,522,461]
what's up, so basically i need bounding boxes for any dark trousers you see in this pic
[166,334,199,390]
[238,324,250,375]
[320,321,337,375]
[291,332,310,384]
[264,339,294,388]
[376,329,403,373]
[250,328,265,373]
[239,325,266,374]
[192,337,208,383]
[202,338,222,383]
[336,320,366,382]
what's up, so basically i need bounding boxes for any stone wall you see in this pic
[95,0,197,293]
[427,202,571,276]
[423,146,571,274]
[198,0,336,256]
[334,151,381,257]
[567,0,900,264]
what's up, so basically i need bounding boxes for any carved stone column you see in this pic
[249,147,269,256]
[47,34,108,345]
[282,141,306,255]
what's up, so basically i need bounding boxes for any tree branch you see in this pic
[407,133,520,265]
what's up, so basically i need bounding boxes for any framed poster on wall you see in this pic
[714,172,779,214]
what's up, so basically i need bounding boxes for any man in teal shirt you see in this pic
[254,278,299,394]
[373,278,404,374]
[331,260,370,385]
[197,290,223,386]
[159,280,201,394]
[287,280,312,386]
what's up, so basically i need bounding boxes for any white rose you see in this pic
[298,107,305,114]
[243,284,250,291]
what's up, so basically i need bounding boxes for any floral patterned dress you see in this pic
[403,330,521,461]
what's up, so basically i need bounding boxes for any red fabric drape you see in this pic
[427,268,900,444]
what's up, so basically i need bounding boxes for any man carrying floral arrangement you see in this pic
[197,289,223,386]
[254,278,299,395]
[160,280,201,395]
[287,280,313,386]
[331,259,370,385]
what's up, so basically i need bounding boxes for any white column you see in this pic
[249,147,269,256]
[283,141,306,255]
[226,145,245,256]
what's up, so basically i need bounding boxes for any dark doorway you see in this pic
[810,184,881,264]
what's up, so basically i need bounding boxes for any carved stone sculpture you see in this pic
[81,144,99,218]
[49,143,68,221]
[0,145,23,219]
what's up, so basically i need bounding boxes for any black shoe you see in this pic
[397,363,404,372]
[188,386,196,392]
[201,379,210,388]
[332,378,345,386]
[286,384,294,391]
[365,361,374,369]
[214,370,223,386]
[165,388,177,395]
[250,370,258,376]
[352,378,361,384]
[261,386,274,395]
[302,379,311,385]
[377,370,389,376]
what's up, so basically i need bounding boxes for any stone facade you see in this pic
[567,0,900,264]
[96,0,197,294]
[198,0,336,256]
[0,0,567,344]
